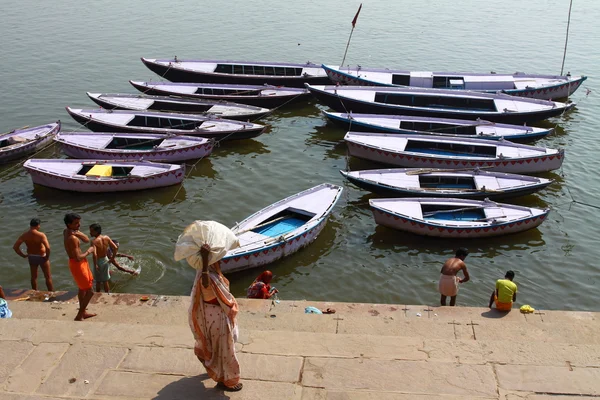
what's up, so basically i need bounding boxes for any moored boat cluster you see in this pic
[1,57,586,270]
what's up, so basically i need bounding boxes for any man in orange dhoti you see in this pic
[189,244,242,391]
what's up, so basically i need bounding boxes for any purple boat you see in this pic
[0,122,61,164]
[141,57,332,87]
[323,64,587,100]
[87,92,271,121]
[130,80,310,109]
[307,85,574,124]
[24,159,185,193]
[66,108,266,141]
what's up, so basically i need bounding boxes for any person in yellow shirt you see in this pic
[488,270,517,311]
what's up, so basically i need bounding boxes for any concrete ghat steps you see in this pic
[1,293,600,399]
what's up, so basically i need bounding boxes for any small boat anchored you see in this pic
[87,92,271,121]
[55,132,214,162]
[340,168,554,200]
[306,84,574,124]
[66,108,266,141]
[0,122,61,164]
[24,159,185,193]
[370,197,549,238]
[141,57,333,87]
[344,132,564,174]
[130,81,310,109]
[322,64,586,100]
[323,112,552,143]
[220,183,343,273]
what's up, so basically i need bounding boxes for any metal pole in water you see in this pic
[560,0,574,76]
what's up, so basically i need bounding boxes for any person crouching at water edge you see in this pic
[63,213,96,321]
[438,248,470,306]
[189,244,242,391]
[247,270,278,299]
[489,270,517,311]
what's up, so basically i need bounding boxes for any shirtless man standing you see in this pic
[63,213,96,321]
[13,218,54,291]
[89,223,119,293]
[438,248,470,306]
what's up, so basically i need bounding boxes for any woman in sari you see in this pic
[247,270,278,299]
[189,244,242,391]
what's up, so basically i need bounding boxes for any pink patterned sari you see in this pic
[188,262,240,386]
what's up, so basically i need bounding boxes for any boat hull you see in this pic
[309,87,571,124]
[220,218,328,273]
[143,59,332,87]
[58,140,214,162]
[370,200,549,238]
[371,207,547,238]
[67,110,265,141]
[88,93,271,121]
[0,122,61,164]
[345,140,564,174]
[323,112,551,143]
[341,171,552,200]
[24,162,185,193]
[324,65,587,100]
[130,81,310,109]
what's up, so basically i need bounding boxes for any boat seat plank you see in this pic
[236,231,270,248]
[92,114,135,125]
[473,176,502,190]
[115,97,154,109]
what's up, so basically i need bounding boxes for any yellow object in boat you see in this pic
[86,165,112,177]
[520,304,535,313]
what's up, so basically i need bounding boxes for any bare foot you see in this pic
[216,382,243,392]
[83,312,97,319]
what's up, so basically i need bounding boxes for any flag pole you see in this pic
[340,4,362,68]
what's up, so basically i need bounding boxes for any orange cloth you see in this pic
[189,263,240,387]
[494,295,512,311]
[69,258,93,290]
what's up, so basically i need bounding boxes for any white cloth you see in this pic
[174,220,240,270]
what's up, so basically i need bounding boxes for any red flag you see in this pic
[351,4,362,28]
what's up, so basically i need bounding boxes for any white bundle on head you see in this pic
[174,220,240,270]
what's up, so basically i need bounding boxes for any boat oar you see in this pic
[423,206,485,217]
[235,215,292,235]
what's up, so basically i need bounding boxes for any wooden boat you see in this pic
[323,112,552,143]
[24,159,184,193]
[130,80,310,109]
[66,108,265,141]
[344,132,563,174]
[306,84,574,124]
[340,168,554,200]
[370,197,549,238]
[322,64,587,100]
[220,183,343,273]
[87,92,271,121]
[141,57,332,87]
[0,122,61,164]
[55,133,214,162]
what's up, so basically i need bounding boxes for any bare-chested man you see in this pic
[13,218,54,291]
[63,213,96,321]
[438,248,470,306]
[89,223,119,293]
